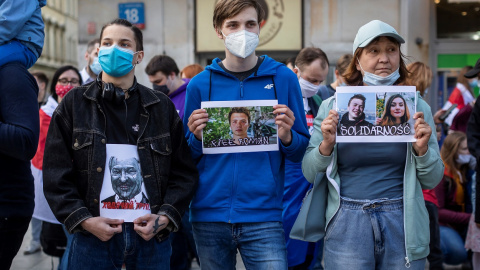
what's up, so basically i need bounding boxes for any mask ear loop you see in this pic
[357,58,366,73]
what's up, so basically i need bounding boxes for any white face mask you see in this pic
[358,60,400,86]
[299,77,320,98]
[456,154,472,165]
[222,30,259,59]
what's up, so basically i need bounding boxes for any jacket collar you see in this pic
[83,73,161,107]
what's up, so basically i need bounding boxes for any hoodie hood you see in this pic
[206,55,283,78]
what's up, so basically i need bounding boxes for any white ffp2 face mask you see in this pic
[222,30,259,59]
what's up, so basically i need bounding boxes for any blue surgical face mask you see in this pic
[89,57,102,75]
[469,78,478,89]
[98,45,138,77]
[358,60,400,86]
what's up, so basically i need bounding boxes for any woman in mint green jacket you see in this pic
[301,20,444,269]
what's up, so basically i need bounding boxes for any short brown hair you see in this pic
[31,71,49,86]
[145,55,179,76]
[180,64,204,79]
[228,107,250,125]
[405,62,432,96]
[344,37,409,86]
[295,47,329,71]
[213,0,265,33]
[86,38,100,53]
[100,18,143,51]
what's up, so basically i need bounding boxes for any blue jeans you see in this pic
[68,223,171,270]
[439,225,468,265]
[0,40,37,69]
[192,222,288,270]
[324,197,426,270]
[58,225,73,270]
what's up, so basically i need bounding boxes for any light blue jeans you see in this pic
[192,221,288,270]
[30,217,42,244]
[439,225,468,265]
[68,223,171,270]
[324,197,426,270]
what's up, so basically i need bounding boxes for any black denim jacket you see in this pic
[43,80,198,241]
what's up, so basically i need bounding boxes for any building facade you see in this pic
[75,0,479,112]
[33,0,79,79]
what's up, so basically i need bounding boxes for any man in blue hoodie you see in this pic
[184,0,309,269]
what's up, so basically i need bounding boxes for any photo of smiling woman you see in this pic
[378,93,411,126]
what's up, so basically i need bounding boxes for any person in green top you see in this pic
[302,20,444,269]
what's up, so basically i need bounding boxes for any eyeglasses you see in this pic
[58,78,80,86]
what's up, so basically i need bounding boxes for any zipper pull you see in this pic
[404,256,410,268]
[240,82,244,98]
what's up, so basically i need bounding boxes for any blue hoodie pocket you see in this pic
[191,154,233,209]
[234,152,278,209]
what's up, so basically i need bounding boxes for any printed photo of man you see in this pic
[228,107,250,145]
[338,94,374,131]
[101,156,148,207]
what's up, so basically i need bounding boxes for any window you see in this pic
[436,0,480,40]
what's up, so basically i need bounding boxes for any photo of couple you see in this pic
[336,86,416,142]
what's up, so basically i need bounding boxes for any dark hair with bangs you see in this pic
[99,18,143,51]
[213,0,265,33]
[50,65,82,101]
[343,36,409,86]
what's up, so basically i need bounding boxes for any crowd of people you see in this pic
[2,1,480,270]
